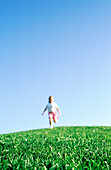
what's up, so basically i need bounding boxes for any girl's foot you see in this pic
[50,125,53,129]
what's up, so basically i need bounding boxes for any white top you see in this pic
[46,102,58,113]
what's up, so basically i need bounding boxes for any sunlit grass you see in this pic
[0,126,111,169]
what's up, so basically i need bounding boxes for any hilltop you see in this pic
[0,126,111,169]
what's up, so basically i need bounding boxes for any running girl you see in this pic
[42,96,61,129]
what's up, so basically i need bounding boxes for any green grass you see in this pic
[0,126,111,169]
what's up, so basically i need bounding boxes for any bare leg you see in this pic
[54,117,58,123]
[49,118,53,128]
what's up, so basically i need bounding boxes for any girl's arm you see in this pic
[56,107,61,116]
[42,107,47,115]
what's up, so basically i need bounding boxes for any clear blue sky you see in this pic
[0,0,111,134]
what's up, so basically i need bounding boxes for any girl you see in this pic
[42,96,61,129]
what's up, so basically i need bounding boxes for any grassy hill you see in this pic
[0,126,111,169]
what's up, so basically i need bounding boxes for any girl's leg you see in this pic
[49,117,53,128]
[53,112,58,123]
[54,117,58,123]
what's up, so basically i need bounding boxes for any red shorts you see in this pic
[48,112,58,120]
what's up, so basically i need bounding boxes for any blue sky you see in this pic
[0,0,111,134]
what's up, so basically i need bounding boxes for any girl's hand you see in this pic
[59,111,61,116]
[42,112,44,116]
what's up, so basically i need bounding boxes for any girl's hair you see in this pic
[49,96,54,103]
